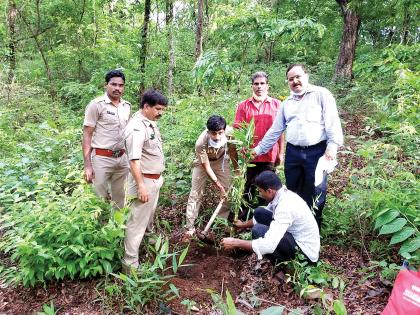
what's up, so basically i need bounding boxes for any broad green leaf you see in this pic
[399,236,420,254]
[260,305,285,315]
[172,254,178,273]
[178,246,189,266]
[102,260,112,274]
[113,211,124,225]
[374,209,399,230]
[169,283,179,297]
[333,300,347,315]
[225,290,237,315]
[389,227,415,245]
[378,218,407,235]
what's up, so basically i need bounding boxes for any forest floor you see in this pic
[0,112,394,314]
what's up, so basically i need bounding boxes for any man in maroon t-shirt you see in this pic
[234,71,285,219]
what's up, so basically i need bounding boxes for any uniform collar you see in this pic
[137,111,157,128]
[103,93,126,106]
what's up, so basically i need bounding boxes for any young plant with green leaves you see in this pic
[97,237,189,313]
[282,254,347,315]
[228,119,255,221]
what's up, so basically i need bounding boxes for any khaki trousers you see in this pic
[185,159,231,230]
[92,154,129,209]
[122,175,164,268]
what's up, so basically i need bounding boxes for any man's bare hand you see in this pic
[84,166,95,183]
[214,181,227,199]
[137,184,149,203]
[324,149,335,161]
[278,153,285,165]
[221,237,238,251]
[233,219,246,229]
[250,149,257,160]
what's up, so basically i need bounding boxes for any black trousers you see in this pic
[284,141,327,227]
[239,162,275,220]
[251,207,298,265]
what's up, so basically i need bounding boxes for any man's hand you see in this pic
[137,183,149,203]
[233,219,246,229]
[84,165,95,183]
[214,180,227,198]
[324,149,335,161]
[250,149,257,160]
[221,237,238,251]
[278,154,284,165]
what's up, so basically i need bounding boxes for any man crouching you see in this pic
[221,171,319,265]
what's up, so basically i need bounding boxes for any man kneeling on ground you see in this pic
[221,171,320,266]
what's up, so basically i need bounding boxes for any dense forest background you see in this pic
[0,0,419,314]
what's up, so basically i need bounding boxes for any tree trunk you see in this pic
[334,0,360,82]
[17,4,56,98]
[401,3,410,45]
[7,0,17,85]
[77,0,86,81]
[139,0,151,96]
[166,0,174,97]
[195,0,203,61]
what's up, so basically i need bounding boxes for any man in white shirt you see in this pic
[253,64,343,227]
[221,171,320,265]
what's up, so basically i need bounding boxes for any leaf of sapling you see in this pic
[374,209,399,230]
[178,246,189,267]
[378,218,407,235]
[389,227,415,245]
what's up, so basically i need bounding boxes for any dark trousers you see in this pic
[284,141,327,227]
[239,162,275,220]
[251,207,298,265]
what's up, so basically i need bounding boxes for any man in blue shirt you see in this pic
[253,64,343,227]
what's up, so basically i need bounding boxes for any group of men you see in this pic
[83,64,343,271]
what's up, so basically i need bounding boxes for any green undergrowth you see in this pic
[0,85,126,286]
[323,48,419,267]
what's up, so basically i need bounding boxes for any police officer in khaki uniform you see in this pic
[82,70,131,209]
[122,89,168,270]
[184,115,238,238]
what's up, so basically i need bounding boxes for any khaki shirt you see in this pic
[124,111,165,174]
[84,94,131,150]
[193,126,233,167]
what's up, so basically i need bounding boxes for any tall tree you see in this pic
[166,0,175,96]
[195,0,203,61]
[17,0,56,97]
[6,0,17,85]
[139,0,151,96]
[334,0,360,81]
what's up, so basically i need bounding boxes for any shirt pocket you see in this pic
[102,111,119,126]
[306,105,322,123]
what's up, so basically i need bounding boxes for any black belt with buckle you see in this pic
[288,140,326,150]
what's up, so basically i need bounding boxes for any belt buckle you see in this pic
[112,150,121,158]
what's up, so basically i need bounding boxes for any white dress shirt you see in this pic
[251,187,320,262]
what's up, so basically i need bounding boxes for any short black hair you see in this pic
[251,71,268,84]
[140,89,168,108]
[286,64,308,77]
[255,171,282,191]
[105,70,125,83]
[207,115,226,132]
